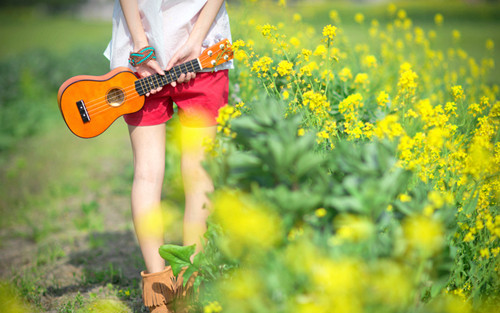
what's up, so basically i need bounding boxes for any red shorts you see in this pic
[124,70,229,127]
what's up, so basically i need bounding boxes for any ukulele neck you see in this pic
[134,59,202,96]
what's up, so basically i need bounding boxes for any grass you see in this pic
[0,7,111,58]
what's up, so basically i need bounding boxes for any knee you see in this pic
[133,163,165,187]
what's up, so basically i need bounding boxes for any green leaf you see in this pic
[158,244,195,276]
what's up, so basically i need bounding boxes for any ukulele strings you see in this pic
[83,51,229,117]
[88,52,232,118]
[84,52,220,109]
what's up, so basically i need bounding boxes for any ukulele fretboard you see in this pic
[134,59,201,96]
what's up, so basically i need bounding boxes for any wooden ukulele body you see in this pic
[57,67,144,138]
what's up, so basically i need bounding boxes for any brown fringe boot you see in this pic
[141,266,176,313]
[171,267,199,313]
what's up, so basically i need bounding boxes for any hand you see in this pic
[136,59,165,96]
[166,41,201,87]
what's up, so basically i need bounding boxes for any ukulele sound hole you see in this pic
[106,88,125,107]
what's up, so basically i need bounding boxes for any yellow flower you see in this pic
[387,3,397,15]
[204,301,223,313]
[299,61,319,77]
[322,24,337,41]
[289,36,300,47]
[354,13,365,24]
[339,67,353,82]
[258,24,277,37]
[297,128,305,136]
[399,194,412,202]
[451,85,465,101]
[362,55,378,68]
[452,29,461,41]
[293,13,302,22]
[300,48,312,62]
[276,60,294,76]
[403,215,445,255]
[335,214,374,242]
[354,73,369,86]
[397,9,407,20]
[251,56,273,73]
[313,44,327,57]
[329,10,340,22]
[397,63,418,96]
[315,208,327,217]
[486,39,494,51]
[434,13,444,26]
[377,91,390,107]
[480,248,490,259]
[282,90,290,100]
[374,114,405,140]
[212,190,282,257]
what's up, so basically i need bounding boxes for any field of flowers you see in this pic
[159,1,499,313]
[0,0,498,312]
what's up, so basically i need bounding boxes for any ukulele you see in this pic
[57,39,233,138]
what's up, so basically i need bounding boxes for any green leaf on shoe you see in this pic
[158,244,195,276]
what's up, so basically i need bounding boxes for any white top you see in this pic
[104,0,233,72]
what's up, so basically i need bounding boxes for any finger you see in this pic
[166,55,178,71]
[148,60,165,75]
[170,81,177,88]
[177,73,186,84]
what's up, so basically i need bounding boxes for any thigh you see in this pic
[128,124,167,182]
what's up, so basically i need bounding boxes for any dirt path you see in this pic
[0,121,184,312]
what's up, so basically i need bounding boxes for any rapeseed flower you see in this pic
[322,24,337,41]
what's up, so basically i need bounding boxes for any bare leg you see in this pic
[129,124,166,274]
[180,125,217,256]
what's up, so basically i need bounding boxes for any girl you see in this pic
[104,1,232,312]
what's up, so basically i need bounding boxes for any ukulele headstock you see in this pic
[199,39,233,69]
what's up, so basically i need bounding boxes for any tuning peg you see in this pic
[207,50,213,56]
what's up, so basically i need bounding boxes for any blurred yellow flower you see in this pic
[289,36,301,47]
[374,114,405,140]
[339,67,353,82]
[486,39,494,51]
[434,13,444,26]
[362,55,378,68]
[313,44,327,57]
[397,9,407,20]
[387,3,397,15]
[399,194,412,202]
[212,190,282,257]
[403,215,444,255]
[354,13,365,24]
[329,10,340,22]
[377,91,390,107]
[315,208,327,217]
[354,73,369,86]
[335,214,374,242]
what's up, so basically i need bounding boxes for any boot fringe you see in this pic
[141,267,176,308]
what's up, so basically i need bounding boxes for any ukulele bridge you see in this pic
[76,100,90,123]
